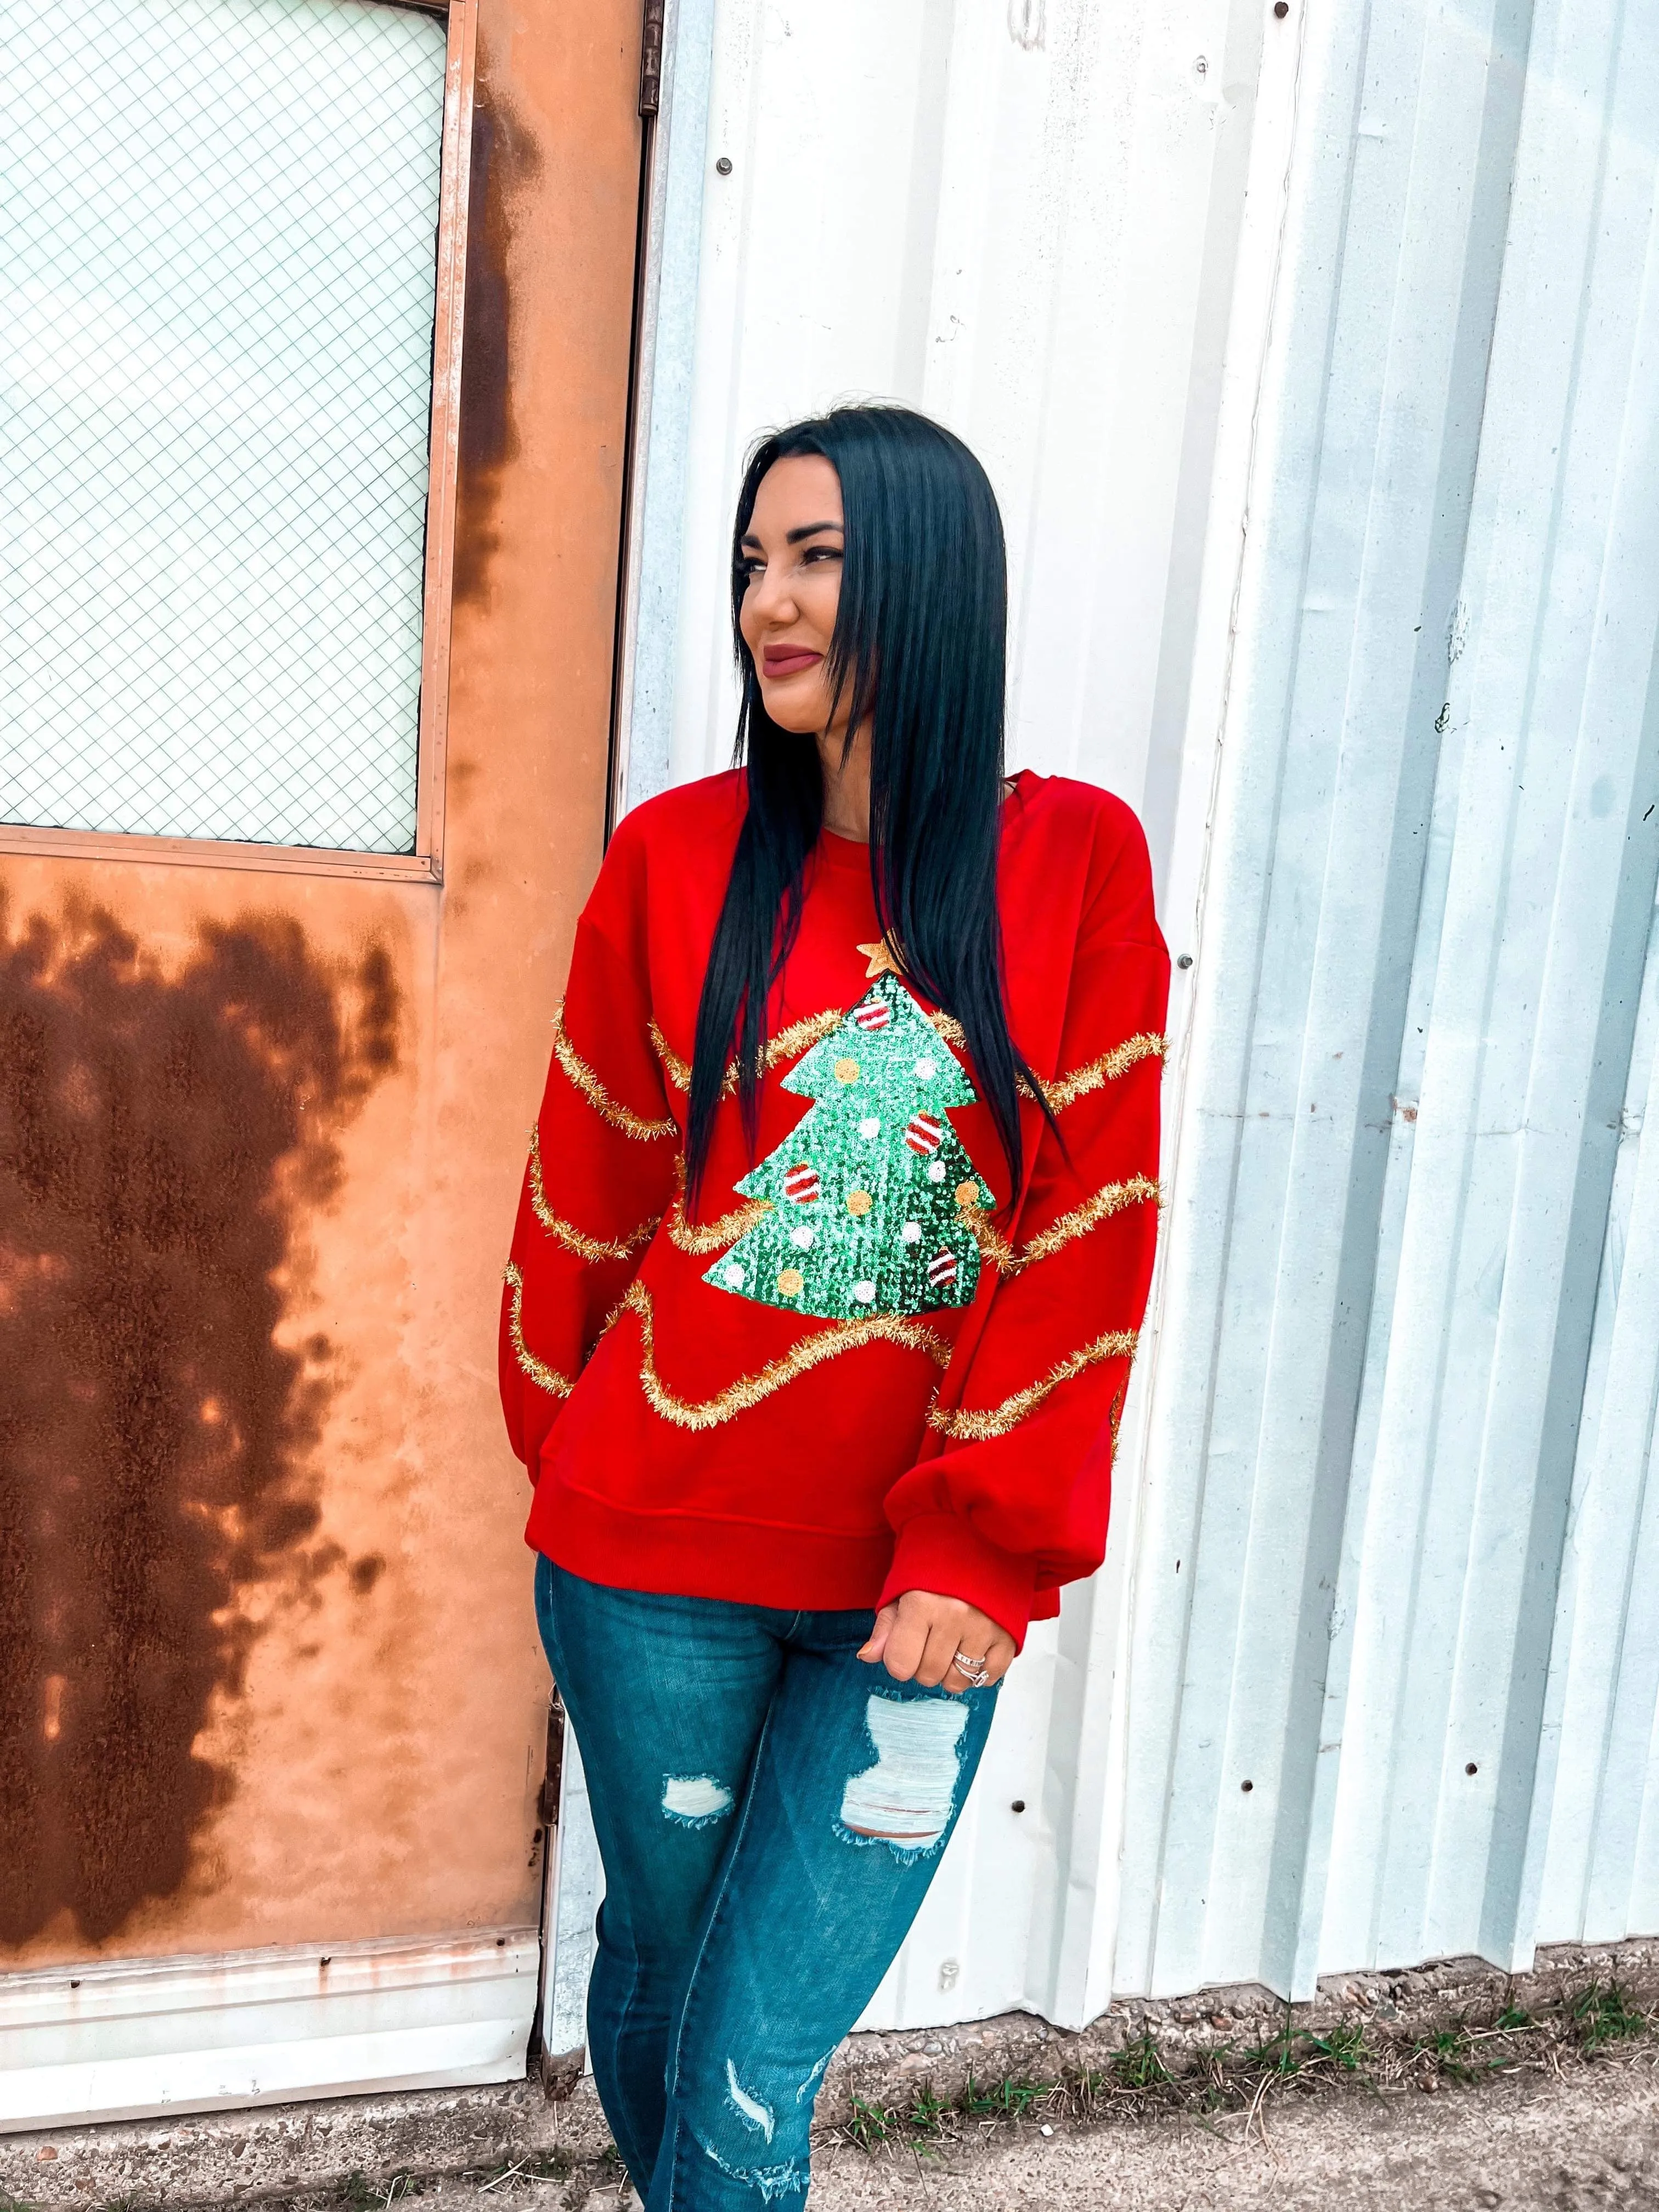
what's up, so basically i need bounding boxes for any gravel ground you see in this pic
[8,1948,1656,2212]
[802,2050,1659,2210]
[391,2046,1659,2211]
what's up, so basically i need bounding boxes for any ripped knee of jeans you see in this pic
[683,2054,815,2203]
[661,1773,735,1828]
[836,1691,969,1859]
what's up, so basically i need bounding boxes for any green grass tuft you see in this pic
[830,1973,1658,2159]
[1111,2032,1171,2092]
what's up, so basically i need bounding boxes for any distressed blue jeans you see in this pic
[533,1556,999,2209]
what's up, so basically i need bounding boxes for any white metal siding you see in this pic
[584,0,1659,2036]
[1121,0,1659,2006]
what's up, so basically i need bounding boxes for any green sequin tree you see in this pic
[704,971,997,1320]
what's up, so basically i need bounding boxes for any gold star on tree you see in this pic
[857,937,905,979]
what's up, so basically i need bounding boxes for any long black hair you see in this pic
[685,404,1055,1207]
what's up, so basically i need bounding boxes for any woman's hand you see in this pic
[858,1590,1017,1693]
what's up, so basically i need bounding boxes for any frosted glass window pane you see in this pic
[0,0,449,851]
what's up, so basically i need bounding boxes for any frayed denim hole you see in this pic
[830,1819,946,1863]
[691,2129,807,2207]
[795,2050,833,2104]
[725,2056,775,2140]
[836,1691,969,1855]
[662,1773,734,1826]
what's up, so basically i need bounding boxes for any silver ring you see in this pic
[952,1649,991,1685]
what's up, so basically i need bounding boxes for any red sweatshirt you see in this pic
[499,769,1168,1645]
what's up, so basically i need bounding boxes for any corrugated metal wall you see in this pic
[563,0,1659,2038]
[1121,0,1659,2007]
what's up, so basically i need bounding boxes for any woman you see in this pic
[500,404,1167,2208]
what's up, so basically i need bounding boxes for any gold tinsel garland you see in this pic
[648,1010,843,1097]
[503,1261,575,1399]
[649,1006,1165,1119]
[616,1280,951,1432]
[1042,1032,1166,1111]
[528,1128,661,1260]
[551,1003,679,1142]
[928,1325,1139,1441]
[966,1172,1163,1273]
[663,1156,772,1254]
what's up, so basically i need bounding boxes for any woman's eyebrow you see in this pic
[737,520,843,553]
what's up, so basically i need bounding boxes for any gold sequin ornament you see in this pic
[776,1267,804,1297]
[834,1057,861,1084]
[846,1189,873,1216]
[954,1180,981,1209]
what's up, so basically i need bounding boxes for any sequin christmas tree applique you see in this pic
[704,970,998,1319]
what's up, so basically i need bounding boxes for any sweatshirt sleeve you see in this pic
[499,836,679,1477]
[876,809,1169,1645]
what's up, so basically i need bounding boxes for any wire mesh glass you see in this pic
[1,0,449,852]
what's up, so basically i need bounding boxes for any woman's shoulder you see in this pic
[578,770,744,940]
[593,769,744,888]
[607,768,746,857]
[1008,771,1149,869]
[1006,773,1159,948]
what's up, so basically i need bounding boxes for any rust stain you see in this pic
[349,1554,386,1596]
[452,83,542,607]
[0,896,399,1946]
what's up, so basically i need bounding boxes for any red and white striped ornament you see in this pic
[905,1112,945,1156]
[783,1163,821,1204]
[852,1000,891,1032]
[927,1249,958,1289]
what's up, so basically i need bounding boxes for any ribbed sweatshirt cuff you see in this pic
[878,1511,1036,1650]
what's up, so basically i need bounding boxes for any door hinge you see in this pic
[640,0,665,116]
[538,1687,565,1827]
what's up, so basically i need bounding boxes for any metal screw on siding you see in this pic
[1011,1799,1026,1813]
[1195,55,1207,74]
[1240,1779,1254,1792]
[1273,3,1290,15]
[1466,1762,1479,1775]
[1177,953,1194,969]
[715,156,733,176]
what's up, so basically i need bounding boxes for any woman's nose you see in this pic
[749,569,798,625]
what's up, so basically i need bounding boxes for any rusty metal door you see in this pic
[1,0,642,2122]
